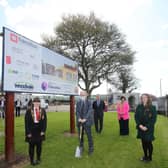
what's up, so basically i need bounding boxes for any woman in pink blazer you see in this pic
[116,96,130,135]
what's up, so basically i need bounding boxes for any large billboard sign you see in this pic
[2,27,78,95]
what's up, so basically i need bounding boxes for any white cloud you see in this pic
[3,0,153,42]
[0,0,8,7]
[138,40,168,50]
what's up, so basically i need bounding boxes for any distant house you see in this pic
[109,92,140,112]
[157,95,168,116]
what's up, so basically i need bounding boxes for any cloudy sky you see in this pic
[0,0,168,96]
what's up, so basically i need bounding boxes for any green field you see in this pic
[0,112,168,168]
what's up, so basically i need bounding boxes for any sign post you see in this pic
[70,95,75,133]
[1,27,79,162]
[5,92,15,162]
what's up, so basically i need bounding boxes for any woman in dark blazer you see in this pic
[25,97,47,166]
[135,93,157,162]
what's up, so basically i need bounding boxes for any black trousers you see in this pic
[29,141,42,163]
[94,115,103,133]
[141,139,153,159]
[78,124,94,152]
[119,119,129,135]
[16,107,21,117]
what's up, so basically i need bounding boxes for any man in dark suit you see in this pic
[76,91,94,155]
[93,94,105,133]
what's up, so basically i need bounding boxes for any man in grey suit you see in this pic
[76,91,94,155]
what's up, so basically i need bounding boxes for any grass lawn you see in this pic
[0,112,168,168]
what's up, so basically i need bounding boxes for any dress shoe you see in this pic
[140,156,148,162]
[31,161,37,166]
[36,160,41,165]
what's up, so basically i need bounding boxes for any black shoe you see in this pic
[140,156,148,162]
[31,161,37,166]
[146,157,152,162]
[88,148,94,156]
[36,160,41,165]
[88,150,93,156]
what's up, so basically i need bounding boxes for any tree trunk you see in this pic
[122,88,126,93]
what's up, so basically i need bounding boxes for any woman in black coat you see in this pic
[25,97,47,166]
[135,93,157,162]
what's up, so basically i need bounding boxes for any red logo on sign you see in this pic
[10,33,18,43]
[6,56,11,64]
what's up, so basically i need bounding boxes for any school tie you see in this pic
[35,108,40,121]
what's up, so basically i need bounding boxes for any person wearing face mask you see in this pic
[25,97,47,166]
[135,94,157,162]
[76,91,94,155]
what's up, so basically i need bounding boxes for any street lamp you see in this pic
[160,78,162,97]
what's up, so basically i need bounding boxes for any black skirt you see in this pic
[25,123,45,143]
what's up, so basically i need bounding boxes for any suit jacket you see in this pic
[76,99,94,127]
[93,100,105,118]
[25,108,47,142]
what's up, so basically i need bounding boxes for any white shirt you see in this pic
[33,107,40,123]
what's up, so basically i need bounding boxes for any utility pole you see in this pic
[160,78,162,97]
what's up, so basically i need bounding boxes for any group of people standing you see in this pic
[76,92,157,163]
[23,93,157,166]
[0,98,22,118]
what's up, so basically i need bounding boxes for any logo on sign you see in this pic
[10,33,18,43]
[8,68,18,74]
[6,56,11,64]
[41,82,48,91]
[15,82,34,90]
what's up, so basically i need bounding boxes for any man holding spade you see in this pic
[76,91,94,156]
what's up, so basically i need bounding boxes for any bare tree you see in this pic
[42,13,135,95]
[108,66,139,93]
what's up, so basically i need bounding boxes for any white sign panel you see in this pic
[2,27,78,95]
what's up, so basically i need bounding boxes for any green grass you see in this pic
[0,112,168,168]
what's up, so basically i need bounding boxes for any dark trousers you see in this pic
[29,141,42,163]
[78,124,94,152]
[119,119,129,135]
[16,107,21,117]
[141,139,153,160]
[94,115,103,133]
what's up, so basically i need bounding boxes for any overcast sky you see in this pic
[0,0,168,96]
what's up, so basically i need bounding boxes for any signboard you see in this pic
[2,27,78,95]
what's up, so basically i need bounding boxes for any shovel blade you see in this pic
[75,146,82,158]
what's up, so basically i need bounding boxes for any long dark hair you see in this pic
[141,93,152,117]
[141,93,152,108]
